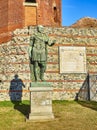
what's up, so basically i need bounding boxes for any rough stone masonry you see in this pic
[0,26,97,101]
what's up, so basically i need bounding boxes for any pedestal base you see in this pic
[28,82,54,122]
[29,113,54,121]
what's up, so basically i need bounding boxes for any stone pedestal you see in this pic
[28,82,54,121]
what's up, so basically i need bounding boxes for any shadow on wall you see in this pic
[9,74,25,104]
[9,74,30,118]
[75,73,97,111]
[75,73,97,101]
[75,73,90,101]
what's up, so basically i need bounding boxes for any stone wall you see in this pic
[0,26,97,101]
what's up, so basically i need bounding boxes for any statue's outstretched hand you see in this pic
[51,40,56,45]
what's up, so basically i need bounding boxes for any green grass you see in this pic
[0,100,30,107]
[0,100,97,130]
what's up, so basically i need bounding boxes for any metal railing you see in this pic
[77,73,97,101]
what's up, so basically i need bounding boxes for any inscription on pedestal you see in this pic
[59,46,86,73]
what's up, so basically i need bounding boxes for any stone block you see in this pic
[28,82,54,121]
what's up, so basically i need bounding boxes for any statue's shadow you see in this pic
[12,101,30,118]
[9,74,30,118]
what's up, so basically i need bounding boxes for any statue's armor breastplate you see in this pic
[32,34,47,61]
[34,39,45,50]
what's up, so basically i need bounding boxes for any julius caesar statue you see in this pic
[29,25,55,82]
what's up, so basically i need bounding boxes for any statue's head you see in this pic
[37,25,44,33]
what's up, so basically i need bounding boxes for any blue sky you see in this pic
[62,0,97,26]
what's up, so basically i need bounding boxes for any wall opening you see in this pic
[25,0,36,3]
[53,6,57,22]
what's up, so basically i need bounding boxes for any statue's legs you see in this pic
[39,62,46,81]
[33,61,39,81]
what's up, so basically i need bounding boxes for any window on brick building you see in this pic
[25,0,36,3]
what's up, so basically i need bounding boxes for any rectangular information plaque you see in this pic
[59,46,86,73]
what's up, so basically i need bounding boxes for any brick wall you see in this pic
[0,0,9,43]
[8,0,24,31]
[36,0,61,26]
[0,0,24,44]
[0,26,97,101]
[0,0,8,28]
[0,0,62,44]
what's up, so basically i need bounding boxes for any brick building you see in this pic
[0,0,62,44]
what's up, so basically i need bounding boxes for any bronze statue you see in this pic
[29,25,55,82]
